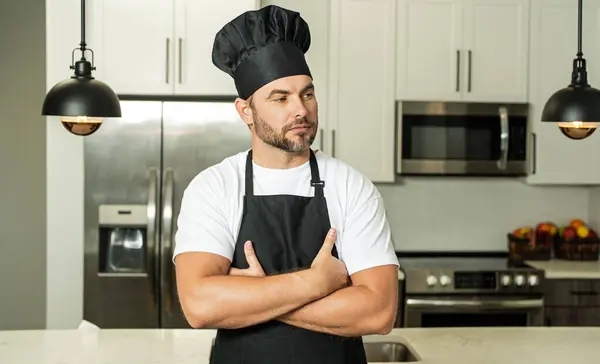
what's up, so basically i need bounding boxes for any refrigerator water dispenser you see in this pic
[98,204,148,274]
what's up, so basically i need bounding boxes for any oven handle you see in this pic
[497,106,509,170]
[406,298,544,309]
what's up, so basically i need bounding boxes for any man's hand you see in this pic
[228,241,265,277]
[229,229,349,295]
[310,229,350,294]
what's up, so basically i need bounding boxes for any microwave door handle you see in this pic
[497,106,509,170]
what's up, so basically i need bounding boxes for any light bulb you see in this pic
[557,120,598,140]
[60,115,104,136]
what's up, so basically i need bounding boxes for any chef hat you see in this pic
[211,5,312,100]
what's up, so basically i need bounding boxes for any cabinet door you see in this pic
[89,0,175,95]
[174,0,258,96]
[328,0,396,183]
[396,0,463,102]
[527,0,600,185]
[462,0,529,102]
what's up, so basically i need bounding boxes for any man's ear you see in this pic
[234,97,254,127]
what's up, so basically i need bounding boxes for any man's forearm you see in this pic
[184,269,325,330]
[276,285,396,337]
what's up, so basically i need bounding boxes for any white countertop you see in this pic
[1,327,599,363]
[525,259,600,279]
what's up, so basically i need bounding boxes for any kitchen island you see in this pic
[1,327,599,363]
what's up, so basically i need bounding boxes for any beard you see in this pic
[253,113,317,153]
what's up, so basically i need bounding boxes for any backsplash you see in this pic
[377,178,592,252]
[588,187,600,232]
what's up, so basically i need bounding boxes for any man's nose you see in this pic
[293,97,308,119]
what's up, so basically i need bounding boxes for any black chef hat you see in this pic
[211,5,312,100]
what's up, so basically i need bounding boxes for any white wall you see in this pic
[45,0,85,329]
[589,187,600,230]
[378,179,591,252]
[0,0,47,330]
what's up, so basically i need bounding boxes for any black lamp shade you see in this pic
[541,85,600,122]
[42,77,121,118]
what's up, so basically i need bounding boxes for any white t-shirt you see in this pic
[172,149,399,276]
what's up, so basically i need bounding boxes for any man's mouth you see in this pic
[289,124,311,131]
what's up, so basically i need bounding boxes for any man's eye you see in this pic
[274,97,286,102]
[303,93,314,99]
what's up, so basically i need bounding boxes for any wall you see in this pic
[378,179,590,252]
[45,0,85,329]
[0,0,47,329]
[588,187,600,230]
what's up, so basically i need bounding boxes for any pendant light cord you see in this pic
[80,0,86,52]
[571,0,588,87]
[578,0,583,58]
[70,0,94,77]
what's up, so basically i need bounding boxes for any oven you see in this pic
[397,101,529,176]
[404,294,544,327]
[399,256,546,328]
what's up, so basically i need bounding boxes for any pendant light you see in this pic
[41,0,121,136]
[541,0,600,140]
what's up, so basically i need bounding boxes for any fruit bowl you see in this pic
[554,219,600,261]
[507,224,554,262]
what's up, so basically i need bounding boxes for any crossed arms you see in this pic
[175,228,399,337]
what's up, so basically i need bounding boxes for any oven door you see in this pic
[404,295,544,327]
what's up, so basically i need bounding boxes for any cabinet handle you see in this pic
[570,290,599,296]
[456,50,460,92]
[467,50,472,92]
[165,38,170,84]
[178,38,183,84]
[530,132,537,174]
[331,129,336,158]
[319,128,324,151]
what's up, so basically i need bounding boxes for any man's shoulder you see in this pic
[186,151,247,196]
[316,151,381,200]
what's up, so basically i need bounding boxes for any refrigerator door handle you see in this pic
[147,167,160,308]
[161,168,175,315]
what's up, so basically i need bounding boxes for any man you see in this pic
[173,5,399,364]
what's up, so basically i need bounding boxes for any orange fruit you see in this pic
[570,219,586,229]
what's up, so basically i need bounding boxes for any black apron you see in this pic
[209,149,367,364]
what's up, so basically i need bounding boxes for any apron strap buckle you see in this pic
[311,180,325,187]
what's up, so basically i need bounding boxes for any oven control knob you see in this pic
[500,274,512,286]
[439,275,451,287]
[514,274,525,286]
[528,275,539,286]
[426,275,438,287]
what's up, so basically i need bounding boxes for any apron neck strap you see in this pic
[244,149,325,197]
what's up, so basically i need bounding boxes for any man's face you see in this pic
[248,75,318,153]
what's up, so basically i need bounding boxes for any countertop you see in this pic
[525,259,600,279]
[1,327,599,363]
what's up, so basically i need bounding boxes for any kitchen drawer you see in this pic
[545,307,600,327]
[543,279,600,307]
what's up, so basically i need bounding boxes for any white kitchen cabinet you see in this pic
[526,0,600,185]
[88,0,258,96]
[396,0,530,103]
[327,0,396,182]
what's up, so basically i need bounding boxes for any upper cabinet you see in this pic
[327,0,397,183]
[396,0,530,103]
[526,0,600,185]
[88,0,259,96]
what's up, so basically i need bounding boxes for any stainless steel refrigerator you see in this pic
[83,100,251,328]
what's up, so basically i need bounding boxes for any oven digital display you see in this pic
[454,272,496,289]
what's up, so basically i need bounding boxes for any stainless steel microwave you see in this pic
[397,101,529,176]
